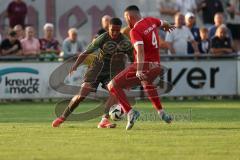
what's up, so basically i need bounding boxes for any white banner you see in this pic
[0,62,87,99]
[161,60,238,96]
[237,57,240,95]
[0,59,238,99]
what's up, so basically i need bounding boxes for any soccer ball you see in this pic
[109,104,125,121]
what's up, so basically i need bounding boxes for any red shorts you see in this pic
[113,62,162,88]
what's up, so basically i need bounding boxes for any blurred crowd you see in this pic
[0,0,239,59]
[158,0,240,56]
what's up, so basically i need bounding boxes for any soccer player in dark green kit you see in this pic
[52,18,133,128]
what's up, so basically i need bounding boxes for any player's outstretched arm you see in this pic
[69,34,102,76]
[161,20,176,32]
[69,51,89,76]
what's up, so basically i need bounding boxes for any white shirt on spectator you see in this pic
[165,26,194,55]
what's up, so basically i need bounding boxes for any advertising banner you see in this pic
[0,59,238,99]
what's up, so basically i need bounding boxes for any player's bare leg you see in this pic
[52,82,93,127]
[98,95,118,128]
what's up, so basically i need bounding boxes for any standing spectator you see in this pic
[198,0,224,27]
[185,12,201,54]
[7,0,28,28]
[0,33,2,44]
[165,13,199,56]
[39,23,60,54]
[226,0,240,51]
[21,26,40,56]
[121,26,131,39]
[175,0,197,14]
[210,25,233,55]
[209,13,232,39]
[94,15,112,38]
[199,27,210,54]
[13,25,25,40]
[0,31,22,56]
[62,28,82,58]
[158,0,180,24]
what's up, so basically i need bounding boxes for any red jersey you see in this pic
[130,17,162,63]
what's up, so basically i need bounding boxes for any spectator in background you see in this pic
[165,13,199,56]
[185,12,201,54]
[21,26,40,56]
[158,0,180,24]
[39,23,60,54]
[0,33,2,44]
[199,27,210,54]
[209,13,232,39]
[198,0,224,28]
[61,28,82,58]
[0,31,22,56]
[13,25,25,40]
[7,0,27,28]
[121,26,131,39]
[176,0,197,14]
[95,15,112,38]
[210,25,233,55]
[226,0,240,51]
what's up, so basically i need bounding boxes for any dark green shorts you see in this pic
[84,66,110,90]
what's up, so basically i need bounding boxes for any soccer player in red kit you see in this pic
[107,5,176,130]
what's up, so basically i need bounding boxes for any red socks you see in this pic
[142,84,163,111]
[108,86,132,113]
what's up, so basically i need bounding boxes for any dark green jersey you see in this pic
[85,32,133,77]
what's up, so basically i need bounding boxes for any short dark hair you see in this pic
[110,17,122,26]
[9,31,17,37]
[124,5,140,12]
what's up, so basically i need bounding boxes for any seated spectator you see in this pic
[185,12,201,54]
[21,26,40,56]
[39,23,60,54]
[165,12,199,56]
[209,13,232,39]
[0,31,22,56]
[13,24,25,40]
[199,27,210,54]
[61,28,82,58]
[210,25,233,55]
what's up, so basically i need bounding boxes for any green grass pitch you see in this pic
[0,99,240,160]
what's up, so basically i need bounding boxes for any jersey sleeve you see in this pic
[85,33,105,54]
[130,29,143,47]
[149,17,162,27]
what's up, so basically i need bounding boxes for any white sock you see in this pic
[158,109,164,116]
[127,109,133,115]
